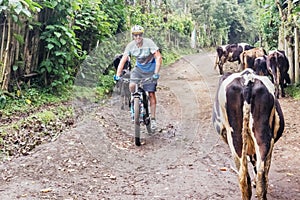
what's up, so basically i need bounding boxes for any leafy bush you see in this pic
[286,84,300,99]
[39,24,85,90]
[1,88,70,117]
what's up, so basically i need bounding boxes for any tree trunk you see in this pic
[287,37,294,83]
[1,16,12,91]
[295,26,299,83]
[286,0,294,83]
[276,0,285,50]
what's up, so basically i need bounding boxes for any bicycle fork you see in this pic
[130,94,145,123]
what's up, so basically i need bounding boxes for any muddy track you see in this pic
[0,51,299,199]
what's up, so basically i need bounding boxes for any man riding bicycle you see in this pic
[114,25,162,131]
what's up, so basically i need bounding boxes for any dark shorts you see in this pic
[130,67,157,92]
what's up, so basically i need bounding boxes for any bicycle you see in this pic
[119,76,154,146]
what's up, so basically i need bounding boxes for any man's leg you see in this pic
[129,82,136,93]
[148,92,157,130]
[148,92,156,118]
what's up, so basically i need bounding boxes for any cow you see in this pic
[215,45,229,75]
[112,54,132,110]
[214,43,255,75]
[240,47,267,70]
[212,68,284,200]
[113,54,132,72]
[253,56,274,82]
[267,50,291,98]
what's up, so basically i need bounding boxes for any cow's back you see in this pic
[212,69,284,146]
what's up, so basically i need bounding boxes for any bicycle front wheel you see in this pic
[134,97,141,146]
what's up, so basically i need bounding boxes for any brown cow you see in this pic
[212,68,284,200]
[267,50,291,98]
[240,47,267,70]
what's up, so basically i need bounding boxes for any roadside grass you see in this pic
[0,88,74,160]
[286,83,300,99]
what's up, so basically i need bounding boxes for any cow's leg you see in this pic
[254,137,274,200]
[230,139,251,200]
[275,68,280,98]
[279,72,286,97]
[233,155,252,200]
[120,82,125,110]
[255,152,273,200]
[218,56,227,75]
[125,83,131,110]
[218,63,224,75]
[248,154,257,187]
[227,131,251,200]
[214,56,220,70]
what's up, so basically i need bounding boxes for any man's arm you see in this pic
[116,54,129,76]
[153,50,162,74]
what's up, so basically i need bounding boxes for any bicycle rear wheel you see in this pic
[134,97,141,146]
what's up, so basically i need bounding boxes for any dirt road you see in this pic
[0,51,299,199]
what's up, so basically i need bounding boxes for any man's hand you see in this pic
[153,73,160,80]
[113,75,120,81]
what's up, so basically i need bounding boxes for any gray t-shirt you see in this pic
[124,38,159,72]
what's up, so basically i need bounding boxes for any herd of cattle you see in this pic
[214,43,291,98]
[212,43,288,199]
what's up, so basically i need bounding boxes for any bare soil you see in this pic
[0,51,299,200]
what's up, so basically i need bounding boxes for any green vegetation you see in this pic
[286,84,300,99]
[1,88,71,116]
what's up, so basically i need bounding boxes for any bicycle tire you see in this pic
[146,120,152,134]
[145,98,152,134]
[144,93,153,134]
[134,97,141,146]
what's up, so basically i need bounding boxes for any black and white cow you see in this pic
[267,50,291,98]
[214,43,255,75]
[253,55,274,82]
[113,54,131,110]
[113,54,132,72]
[212,68,284,200]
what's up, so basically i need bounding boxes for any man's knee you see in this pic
[129,83,135,93]
[149,92,156,102]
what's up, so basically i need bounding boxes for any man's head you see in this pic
[131,25,144,45]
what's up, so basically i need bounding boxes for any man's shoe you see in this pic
[151,119,157,131]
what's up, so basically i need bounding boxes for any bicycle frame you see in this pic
[120,77,153,146]
[131,82,150,124]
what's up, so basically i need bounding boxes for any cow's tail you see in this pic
[239,73,254,197]
[242,72,254,158]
